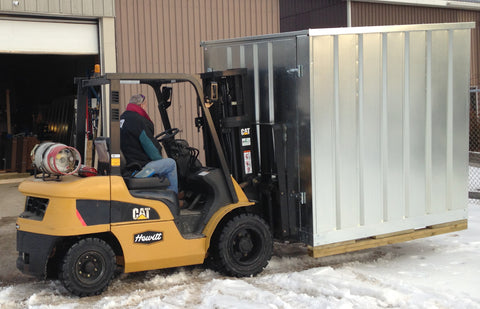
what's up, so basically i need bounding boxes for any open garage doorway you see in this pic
[0,53,96,172]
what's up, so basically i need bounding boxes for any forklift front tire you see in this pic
[216,213,273,277]
[59,238,116,297]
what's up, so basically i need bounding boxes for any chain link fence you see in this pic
[469,88,480,200]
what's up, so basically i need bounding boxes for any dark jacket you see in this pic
[120,108,162,169]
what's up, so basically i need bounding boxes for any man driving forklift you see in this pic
[120,94,179,195]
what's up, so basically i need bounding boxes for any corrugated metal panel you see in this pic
[309,24,470,245]
[115,0,280,160]
[351,2,480,86]
[0,0,115,17]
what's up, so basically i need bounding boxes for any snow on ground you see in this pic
[1,204,479,309]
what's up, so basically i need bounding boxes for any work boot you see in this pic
[178,191,185,209]
[178,191,185,200]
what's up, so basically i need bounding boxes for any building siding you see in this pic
[351,2,480,86]
[280,0,347,32]
[0,0,114,17]
[279,0,479,87]
[115,0,280,156]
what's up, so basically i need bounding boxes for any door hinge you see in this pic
[292,191,306,205]
[286,65,303,78]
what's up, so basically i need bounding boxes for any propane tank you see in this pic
[31,142,81,176]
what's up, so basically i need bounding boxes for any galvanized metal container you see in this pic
[202,23,473,247]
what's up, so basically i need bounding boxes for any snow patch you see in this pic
[1,205,480,308]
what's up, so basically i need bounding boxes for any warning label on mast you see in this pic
[244,150,252,174]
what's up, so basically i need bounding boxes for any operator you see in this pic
[120,94,178,194]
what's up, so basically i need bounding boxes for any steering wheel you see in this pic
[155,128,180,142]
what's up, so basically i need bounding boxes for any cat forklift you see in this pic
[15,72,273,296]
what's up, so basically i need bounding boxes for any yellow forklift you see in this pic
[15,73,273,296]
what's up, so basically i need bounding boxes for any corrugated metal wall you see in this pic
[351,2,480,87]
[0,0,114,17]
[307,24,470,244]
[279,0,346,32]
[115,0,280,158]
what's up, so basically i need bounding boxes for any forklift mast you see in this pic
[200,69,299,241]
[200,69,258,186]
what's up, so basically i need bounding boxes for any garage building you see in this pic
[0,0,279,173]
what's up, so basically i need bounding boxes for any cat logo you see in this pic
[241,128,250,136]
[132,207,151,220]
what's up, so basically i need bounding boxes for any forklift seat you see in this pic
[121,158,171,190]
[123,176,170,190]
[94,137,171,190]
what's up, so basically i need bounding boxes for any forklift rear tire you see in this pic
[216,213,273,277]
[59,238,116,297]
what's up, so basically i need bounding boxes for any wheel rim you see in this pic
[74,251,106,285]
[229,227,263,266]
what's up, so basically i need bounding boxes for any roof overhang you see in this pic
[350,0,480,11]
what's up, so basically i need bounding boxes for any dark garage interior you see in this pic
[0,53,96,173]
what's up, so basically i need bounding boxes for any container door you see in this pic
[293,35,313,244]
[271,35,306,240]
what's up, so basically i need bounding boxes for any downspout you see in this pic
[347,0,352,27]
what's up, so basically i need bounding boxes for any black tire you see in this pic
[205,227,223,272]
[215,213,273,277]
[59,238,116,297]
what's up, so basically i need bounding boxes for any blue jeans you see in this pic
[144,158,178,193]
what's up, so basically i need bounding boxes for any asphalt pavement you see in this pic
[0,178,30,285]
